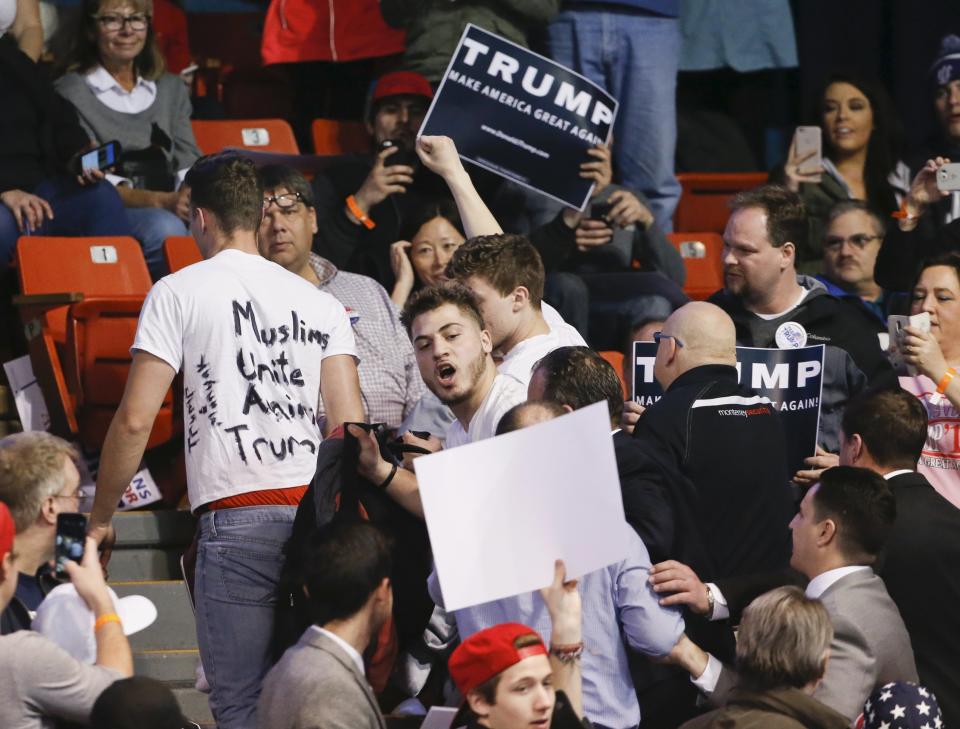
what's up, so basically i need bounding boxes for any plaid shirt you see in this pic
[310,254,425,430]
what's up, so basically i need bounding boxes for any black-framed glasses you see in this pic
[93,13,150,31]
[823,233,882,251]
[263,192,303,211]
[653,331,683,348]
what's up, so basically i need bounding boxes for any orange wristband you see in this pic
[936,367,956,394]
[891,198,918,221]
[346,195,375,230]
[94,613,121,631]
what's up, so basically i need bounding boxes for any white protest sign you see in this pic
[3,355,51,431]
[416,401,629,611]
[420,707,457,729]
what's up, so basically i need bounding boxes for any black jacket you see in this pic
[710,276,896,453]
[0,35,90,192]
[310,153,452,286]
[880,471,960,729]
[630,364,795,582]
[875,216,960,293]
[614,430,675,566]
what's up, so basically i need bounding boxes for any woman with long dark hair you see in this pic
[776,71,910,269]
[898,252,960,508]
[389,198,465,308]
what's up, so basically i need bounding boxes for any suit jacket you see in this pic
[257,627,386,729]
[714,570,918,721]
[881,471,960,728]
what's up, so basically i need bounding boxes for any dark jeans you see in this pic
[0,177,131,268]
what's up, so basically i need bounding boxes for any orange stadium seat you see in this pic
[667,232,725,301]
[311,119,372,155]
[191,118,300,156]
[599,350,627,398]
[673,172,768,233]
[14,237,176,452]
[163,236,202,273]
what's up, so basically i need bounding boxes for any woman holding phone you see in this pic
[55,0,201,279]
[0,10,131,269]
[774,71,910,270]
[899,252,960,508]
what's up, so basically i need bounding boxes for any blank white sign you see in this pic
[416,401,629,611]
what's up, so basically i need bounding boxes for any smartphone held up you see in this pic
[936,163,960,192]
[794,126,822,182]
[55,513,87,576]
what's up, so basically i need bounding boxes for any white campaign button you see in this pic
[775,321,807,349]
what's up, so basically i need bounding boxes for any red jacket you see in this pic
[152,0,192,74]
[261,0,405,65]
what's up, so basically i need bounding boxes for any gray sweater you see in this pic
[54,71,200,181]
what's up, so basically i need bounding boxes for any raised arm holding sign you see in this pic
[420,24,618,210]
[415,135,503,238]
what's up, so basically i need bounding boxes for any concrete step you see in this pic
[109,548,184,582]
[172,686,214,725]
[113,510,196,549]
[111,581,196,650]
[134,649,199,683]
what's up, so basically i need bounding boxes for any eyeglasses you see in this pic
[263,192,304,211]
[653,331,684,348]
[53,486,86,501]
[823,233,882,251]
[93,13,150,31]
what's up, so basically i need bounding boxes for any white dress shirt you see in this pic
[312,626,365,676]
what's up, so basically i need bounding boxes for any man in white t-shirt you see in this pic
[350,284,525,518]
[88,154,364,729]
[445,233,586,388]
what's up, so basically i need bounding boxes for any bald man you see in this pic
[495,400,566,435]
[634,302,794,578]
[625,302,796,728]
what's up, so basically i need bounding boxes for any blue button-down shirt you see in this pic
[429,528,684,729]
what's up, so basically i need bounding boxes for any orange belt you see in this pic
[194,485,308,515]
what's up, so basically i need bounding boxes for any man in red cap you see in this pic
[447,561,586,729]
[451,624,557,729]
[0,501,134,728]
[311,70,439,287]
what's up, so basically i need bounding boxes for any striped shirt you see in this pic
[310,254,425,430]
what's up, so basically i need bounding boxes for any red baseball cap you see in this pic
[449,623,548,695]
[371,71,433,104]
[0,502,15,563]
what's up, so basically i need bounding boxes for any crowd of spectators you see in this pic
[1,2,960,729]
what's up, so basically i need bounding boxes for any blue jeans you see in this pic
[126,207,186,280]
[0,177,131,268]
[195,506,296,729]
[547,10,681,231]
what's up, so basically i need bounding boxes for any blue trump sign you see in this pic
[632,342,826,476]
[419,24,618,210]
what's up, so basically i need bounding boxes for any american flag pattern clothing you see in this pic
[859,682,944,729]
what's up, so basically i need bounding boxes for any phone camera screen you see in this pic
[55,532,84,573]
[81,149,100,172]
